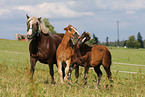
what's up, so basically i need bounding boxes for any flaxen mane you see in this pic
[27,16,50,34]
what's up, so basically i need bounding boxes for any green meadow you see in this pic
[0,39,145,97]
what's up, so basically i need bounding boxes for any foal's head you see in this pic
[77,31,90,45]
[64,25,79,39]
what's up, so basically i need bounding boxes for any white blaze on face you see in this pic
[71,27,79,35]
[82,37,86,43]
[27,20,33,36]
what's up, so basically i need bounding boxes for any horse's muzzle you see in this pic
[27,35,32,39]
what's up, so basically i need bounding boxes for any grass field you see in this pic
[0,39,145,97]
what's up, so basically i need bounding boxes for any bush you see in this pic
[126,35,140,49]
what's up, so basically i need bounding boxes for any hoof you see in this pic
[51,81,56,84]
[60,81,64,84]
[84,81,87,85]
[96,85,101,90]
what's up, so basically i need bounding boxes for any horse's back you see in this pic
[80,44,92,56]
[91,45,112,65]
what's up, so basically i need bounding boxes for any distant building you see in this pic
[15,34,29,41]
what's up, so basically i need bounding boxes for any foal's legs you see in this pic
[103,64,113,83]
[94,65,102,86]
[75,65,79,83]
[30,56,37,80]
[84,66,89,85]
[64,59,71,81]
[57,60,64,84]
[68,64,79,84]
[68,66,73,81]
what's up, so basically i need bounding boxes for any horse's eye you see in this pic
[69,28,72,32]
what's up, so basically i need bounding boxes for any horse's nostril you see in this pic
[27,35,31,39]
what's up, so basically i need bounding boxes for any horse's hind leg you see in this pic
[49,63,56,84]
[103,64,113,83]
[94,65,102,86]
[30,56,37,80]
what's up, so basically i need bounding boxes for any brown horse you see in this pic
[69,32,113,88]
[56,25,79,84]
[26,14,63,84]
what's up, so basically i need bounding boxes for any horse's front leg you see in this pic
[30,56,37,80]
[68,66,73,81]
[57,60,64,84]
[75,65,79,83]
[49,63,56,84]
[84,65,89,85]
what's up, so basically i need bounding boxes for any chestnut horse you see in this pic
[69,32,113,88]
[26,14,63,84]
[56,25,79,84]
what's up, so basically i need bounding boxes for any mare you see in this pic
[69,32,113,88]
[26,14,63,84]
[56,25,79,84]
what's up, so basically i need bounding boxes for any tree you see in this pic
[126,35,140,49]
[123,40,127,46]
[93,33,98,44]
[106,37,109,46]
[137,32,144,48]
[42,18,56,34]
[89,33,99,45]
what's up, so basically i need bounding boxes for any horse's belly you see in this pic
[32,52,55,64]
[38,59,49,64]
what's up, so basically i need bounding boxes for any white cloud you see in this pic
[16,2,94,18]
[95,0,145,14]
[0,9,10,15]
[111,1,145,10]
[125,10,136,14]
[0,0,5,6]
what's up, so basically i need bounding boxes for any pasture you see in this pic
[0,39,145,97]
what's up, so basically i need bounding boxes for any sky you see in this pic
[0,0,145,42]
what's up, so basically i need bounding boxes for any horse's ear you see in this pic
[38,17,42,21]
[83,31,87,34]
[68,25,72,28]
[87,32,90,36]
[64,27,68,31]
[26,14,30,19]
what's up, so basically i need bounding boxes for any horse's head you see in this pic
[26,14,41,39]
[26,14,50,39]
[64,25,79,39]
[78,31,90,45]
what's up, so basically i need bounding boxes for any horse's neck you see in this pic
[61,33,70,46]
[80,44,92,56]
[74,44,81,57]
[32,32,45,45]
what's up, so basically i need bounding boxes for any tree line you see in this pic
[91,32,144,49]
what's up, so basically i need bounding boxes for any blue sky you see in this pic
[0,0,145,42]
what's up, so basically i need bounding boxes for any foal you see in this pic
[69,32,113,88]
[56,25,79,84]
